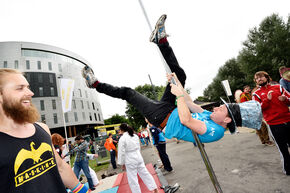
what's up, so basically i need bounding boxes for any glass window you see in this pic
[53,113,58,124]
[87,101,90,109]
[52,99,56,110]
[65,113,69,123]
[82,112,86,120]
[49,74,54,83]
[72,100,76,109]
[14,60,19,69]
[74,112,78,122]
[3,61,7,68]
[48,62,52,71]
[41,115,46,123]
[92,102,95,110]
[37,61,41,70]
[26,73,31,82]
[39,87,44,96]
[38,74,43,83]
[26,60,30,69]
[81,100,84,109]
[58,63,62,72]
[94,113,97,121]
[89,112,92,121]
[98,114,101,121]
[79,89,82,97]
[50,87,55,96]
[40,100,45,111]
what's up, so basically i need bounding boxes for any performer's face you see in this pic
[210,105,231,125]
[254,75,267,86]
[0,74,39,124]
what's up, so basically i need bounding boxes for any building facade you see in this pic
[0,41,104,137]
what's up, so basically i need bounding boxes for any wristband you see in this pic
[71,182,89,193]
[175,95,184,105]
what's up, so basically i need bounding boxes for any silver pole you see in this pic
[137,1,223,192]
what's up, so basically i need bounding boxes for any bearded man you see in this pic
[0,69,89,193]
[253,71,290,175]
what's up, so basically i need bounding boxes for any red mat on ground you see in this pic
[113,163,164,193]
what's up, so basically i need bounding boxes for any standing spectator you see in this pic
[147,120,173,174]
[253,71,290,175]
[64,135,95,191]
[279,66,290,92]
[240,85,252,103]
[0,68,88,192]
[51,133,65,157]
[118,123,158,193]
[104,133,117,169]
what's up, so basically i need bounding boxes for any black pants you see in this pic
[269,122,290,175]
[96,42,186,127]
[156,143,173,171]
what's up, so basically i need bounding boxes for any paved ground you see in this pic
[97,128,290,193]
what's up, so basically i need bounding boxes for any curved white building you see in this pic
[0,41,104,137]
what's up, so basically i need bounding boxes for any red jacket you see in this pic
[253,84,290,125]
[104,138,116,151]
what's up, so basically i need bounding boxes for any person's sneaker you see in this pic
[82,66,98,88]
[149,14,168,43]
[162,169,174,175]
[265,141,275,146]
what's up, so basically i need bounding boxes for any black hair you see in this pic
[119,123,134,137]
[75,135,84,141]
[108,133,112,137]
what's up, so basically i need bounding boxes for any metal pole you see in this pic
[137,1,223,192]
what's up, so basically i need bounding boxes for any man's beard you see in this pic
[2,96,39,124]
[258,81,268,86]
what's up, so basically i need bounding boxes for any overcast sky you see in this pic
[1,0,289,119]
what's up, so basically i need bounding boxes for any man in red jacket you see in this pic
[252,71,290,175]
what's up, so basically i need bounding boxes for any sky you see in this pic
[1,0,289,119]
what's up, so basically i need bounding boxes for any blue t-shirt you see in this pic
[165,108,225,143]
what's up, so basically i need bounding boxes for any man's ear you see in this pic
[224,117,232,124]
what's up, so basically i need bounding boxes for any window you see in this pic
[53,113,58,124]
[26,60,30,69]
[49,74,54,83]
[65,113,69,123]
[82,112,86,120]
[3,61,7,68]
[58,63,62,72]
[48,62,52,71]
[37,61,41,70]
[72,100,76,109]
[39,87,44,96]
[81,100,84,109]
[89,112,92,121]
[14,60,19,69]
[41,115,46,123]
[38,74,43,83]
[98,114,101,121]
[92,102,95,110]
[52,99,56,110]
[94,113,97,121]
[79,89,82,97]
[87,101,90,109]
[26,73,31,82]
[50,87,55,96]
[40,100,45,111]
[74,112,78,122]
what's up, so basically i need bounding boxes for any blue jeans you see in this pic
[110,150,117,169]
[96,42,186,128]
[74,160,94,189]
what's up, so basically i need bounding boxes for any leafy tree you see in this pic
[104,114,128,125]
[238,14,290,83]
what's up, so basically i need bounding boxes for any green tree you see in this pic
[238,14,290,83]
[104,114,128,125]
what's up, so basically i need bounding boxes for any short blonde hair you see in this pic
[0,69,23,92]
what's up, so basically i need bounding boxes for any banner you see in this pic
[221,80,232,96]
[60,79,75,113]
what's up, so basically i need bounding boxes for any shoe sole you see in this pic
[149,14,167,42]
